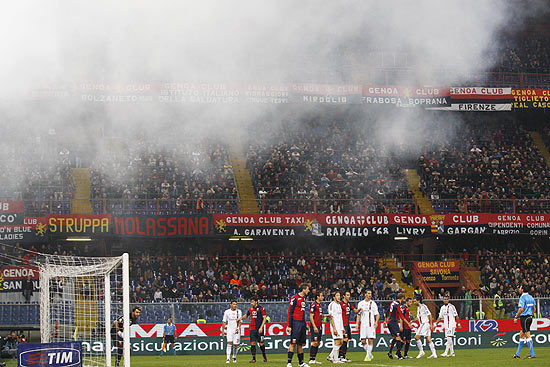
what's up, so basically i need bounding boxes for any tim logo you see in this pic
[18,343,82,367]
[469,319,498,332]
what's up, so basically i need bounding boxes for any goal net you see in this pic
[39,253,130,367]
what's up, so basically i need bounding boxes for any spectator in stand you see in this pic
[154,288,163,302]
[401,267,412,288]
[21,275,33,303]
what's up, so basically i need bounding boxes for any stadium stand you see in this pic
[418,120,550,214]
[246,119,414,214]
[89,139,238,214]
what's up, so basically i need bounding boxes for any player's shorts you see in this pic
[290,321,307,345]
[164,335,175,344]
[388,322,401,337]
[310,328,322,343]
[520,316,533,333]
[250,329,264,343]
[444,327,455,338]
[416,323,431,337]
[226,328,241,344]
[360,322,376,340]
[330,326,344,340]
[343,325,352,339]
[402,328,412,341]
[111,332,123,348]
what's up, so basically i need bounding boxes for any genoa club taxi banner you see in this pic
[413,261,460,285]
[7,213,550,239]
[212,213,550,238]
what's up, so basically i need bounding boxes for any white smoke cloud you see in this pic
[0,0,544,192]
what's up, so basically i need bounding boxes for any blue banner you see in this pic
[18,341,82,367]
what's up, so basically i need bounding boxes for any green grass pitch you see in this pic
[3,348,550,366]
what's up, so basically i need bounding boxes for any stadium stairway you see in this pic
[529,131,550,169]
[75,277,98,338]
[405,169,434,214]
[228,142,259,214]
[379,257,415,300]
[72,168,93,214]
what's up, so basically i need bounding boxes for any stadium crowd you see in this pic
[493,37,550,74]
[128,247,404,303]
[246,119,414,214]
[89,138,238,214]
[479,247,550,300]
[418,121,550,213]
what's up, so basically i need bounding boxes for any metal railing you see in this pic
[18,197,550,215]
[1,298,549,326]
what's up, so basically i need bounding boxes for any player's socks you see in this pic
[396,340,403,358]
[428,341,436,355]
[516,338,525,356]
[259,344,266,359]
[526,337,535,356]
[362,343,368,353]
[298,353,304,365]
[227,344,233,360]
[330,344,341,360]
[288,351,294,363]
[416,339,424,353]
[367,343,373,357]
[339,341,347,359]
[389,339,396,352]
[310,345,318,360]
[251,345,256,360]
[448,337,454,355]
[404,341,410,356]
[233,344,239,359]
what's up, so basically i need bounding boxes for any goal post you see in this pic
[39,253,130,367]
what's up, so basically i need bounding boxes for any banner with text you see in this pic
[289,84,363,105]
[113,215,211,238]
[0,217,48,243]
[512,88,550,109]
[0,201,25,225]
[212,213,550,238]
[103,319,550,355]
[413,260,460,285]
[429,87,512,111]
[362,86,450,107]
[0,266,39,293]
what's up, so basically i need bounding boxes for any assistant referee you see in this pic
[513,284,536,359]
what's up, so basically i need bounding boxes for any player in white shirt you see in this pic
[327,291,345,363]
[438,295,461,357]
[356,289,379,362]
[221,300,242,363]
[413,296,437,359]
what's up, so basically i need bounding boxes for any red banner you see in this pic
[0,266,39,293]
[0,201,24,225]
[0,201,24,213]
[413,260,460,285]
[131,319,550,338]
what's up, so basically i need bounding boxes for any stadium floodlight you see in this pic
[394,236,409,240]
[65,237,93,241]
[40,253,130,367]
